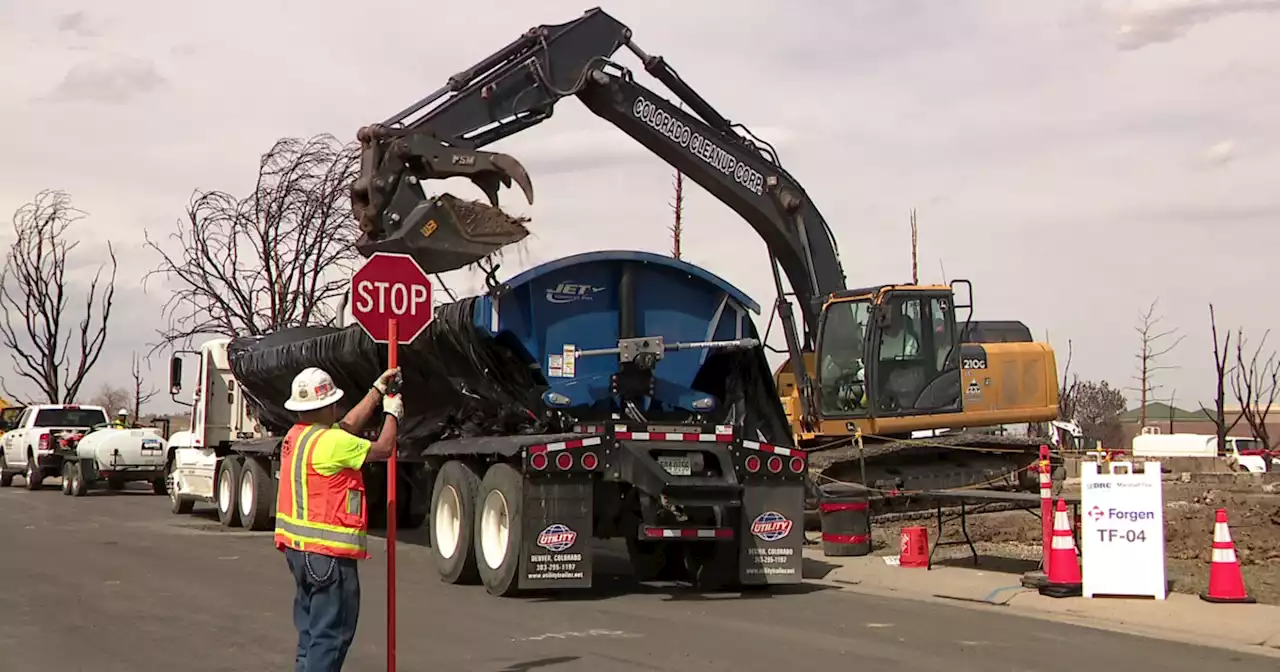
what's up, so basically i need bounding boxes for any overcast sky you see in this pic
[1,0,1277,414]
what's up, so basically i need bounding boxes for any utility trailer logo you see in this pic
[546,281,605,304]
[536,524,578,552]
[750,512,793,542]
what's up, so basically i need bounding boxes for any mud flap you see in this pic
[518,477,594,590]
[738,483,806,585]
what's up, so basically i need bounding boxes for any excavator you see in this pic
[348,7,1060,502]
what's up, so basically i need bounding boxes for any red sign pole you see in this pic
[386,317,398,672]
[1039,445,1052,575]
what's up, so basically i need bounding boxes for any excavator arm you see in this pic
[352,7,848,341]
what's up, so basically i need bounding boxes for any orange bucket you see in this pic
[899,526,929,568]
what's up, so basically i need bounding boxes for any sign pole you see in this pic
[386,317,398,672]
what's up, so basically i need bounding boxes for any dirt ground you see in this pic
[867,482,1280,604]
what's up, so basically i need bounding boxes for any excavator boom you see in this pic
[353,7,847,344]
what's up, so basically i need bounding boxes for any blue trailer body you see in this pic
[470,250,761,414]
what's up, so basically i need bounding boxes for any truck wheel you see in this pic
[475,463,524,597]
[216,457,243,528]
[238,457,276,531]
[68,462,88,497]
[0,453,12,487]
[24,454,42,491]
[430,460,482,585]
[167,459,194,514]
[62,463,73,496]
[151,476,167,496]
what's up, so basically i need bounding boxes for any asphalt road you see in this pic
[0,481,1274,672]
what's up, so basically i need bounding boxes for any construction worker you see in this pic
[111,409,130,429]
[275,366,402,672]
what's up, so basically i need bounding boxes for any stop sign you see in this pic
[350,252,434,344]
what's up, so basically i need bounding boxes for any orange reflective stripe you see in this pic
[289,426,326,520]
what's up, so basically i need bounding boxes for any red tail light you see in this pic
[789,456,805,473]
[529,452,548,471]
[38,434,49,451]
[767,455,783,474]
[744,455,761,473]
[555,452,574,470]
[581,452,599,470]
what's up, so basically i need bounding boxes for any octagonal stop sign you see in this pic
[350,252,434,344]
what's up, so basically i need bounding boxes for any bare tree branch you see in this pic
[143,135,361,349]
[131,351,159,419]
[1200,303,1242,453]
[1230,327,1280,451]
[1127,298,1185,426]
[0,190,116,403]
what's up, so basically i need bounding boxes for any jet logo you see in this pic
[546,281,606,304]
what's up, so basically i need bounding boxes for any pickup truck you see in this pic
[0,404,109,490]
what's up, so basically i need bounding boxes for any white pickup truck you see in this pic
[1,404,110,490]
[0,404,170,493]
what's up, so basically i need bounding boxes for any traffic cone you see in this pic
[1200,509,1255,604]
[1038,498,1082,598]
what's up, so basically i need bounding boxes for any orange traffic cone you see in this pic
[1038,498,1082,598]
[1200,509,1255,604]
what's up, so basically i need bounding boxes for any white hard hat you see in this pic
[284,367,345,412]
[117,408,128,416]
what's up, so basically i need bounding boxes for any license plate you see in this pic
[657,456,692,476]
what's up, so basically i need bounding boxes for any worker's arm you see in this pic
[311,398,399,475]
[338,368,400,435]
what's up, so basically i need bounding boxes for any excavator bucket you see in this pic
[354,193,531,274]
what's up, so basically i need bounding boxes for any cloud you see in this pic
[55,11,101,38]
[1202,139,1237,166]
[43,55,168,104]
[1110,0,1280,50]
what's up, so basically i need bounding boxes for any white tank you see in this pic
[74,427,169,469]
[1130,432,1215,458]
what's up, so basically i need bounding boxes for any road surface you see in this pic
[0,482,1272,671]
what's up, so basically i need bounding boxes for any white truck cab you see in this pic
[166,338,276,529]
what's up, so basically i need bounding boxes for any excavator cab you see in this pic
[812,282,972,424]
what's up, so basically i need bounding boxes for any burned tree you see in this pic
[88,384,131,415]
[144,135,360,344]
[1057,338,1080,420]
[131,351,158,419]
[1230,328,1280,450]
[0,190,116,404]
[1129,298,1184,427]
[1199,303,1241,453]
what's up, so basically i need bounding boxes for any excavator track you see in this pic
[804,432,1053,518]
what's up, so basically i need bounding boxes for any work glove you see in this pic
[373,367,402,394]
[383,394,404,422]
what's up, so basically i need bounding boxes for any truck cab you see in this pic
[166,338,273,526]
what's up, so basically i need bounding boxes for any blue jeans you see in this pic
[284,548,361,672]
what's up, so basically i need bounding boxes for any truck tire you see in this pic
[475,463,524,597]
[1,453,13,487]
[238,457,276,531]
[24,453,42,490]
[151,476,167,496]
[70,462,88,497]
[216,457,243,528]
[430,460,482,585]
[167,459,194,514]
[62,463,73,496]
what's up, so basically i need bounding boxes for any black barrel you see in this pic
[819,484,872,557]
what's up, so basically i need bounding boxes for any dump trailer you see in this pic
[166,250,805,596]
[347,6,1059,513]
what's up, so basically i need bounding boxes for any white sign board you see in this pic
[1081,461,1166,599]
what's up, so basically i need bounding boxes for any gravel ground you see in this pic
[863,482,1280,604]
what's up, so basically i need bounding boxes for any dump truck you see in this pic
[349,7,1059,511]
[166,250,804,596]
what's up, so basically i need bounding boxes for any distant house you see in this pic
[1116,402,1280,447]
